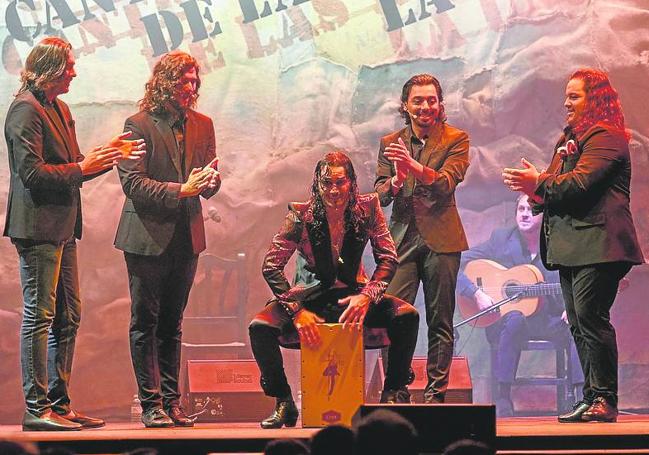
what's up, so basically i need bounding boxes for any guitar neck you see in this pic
[515,283,562,297]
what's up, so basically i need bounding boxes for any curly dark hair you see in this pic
[307,151,363,244]
[139,50,200,114]
[399,73,447,125]
[569,68,630,141]
[18,36,72,95]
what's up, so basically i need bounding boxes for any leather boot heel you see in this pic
[284,417,298,427]
[260,400,299,429]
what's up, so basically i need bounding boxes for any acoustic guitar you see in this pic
[457,259,562,328]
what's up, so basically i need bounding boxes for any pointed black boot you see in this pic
[260,399,299,429]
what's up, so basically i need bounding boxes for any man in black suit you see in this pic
[504,69,644,422]
[4,37,144,431]
[115,51,220,428]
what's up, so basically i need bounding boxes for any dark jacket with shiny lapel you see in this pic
[262,193,398,305]
[114,109,219,256]
[533,124,644,269]
[374,123,470,253]
[4,90,85,241]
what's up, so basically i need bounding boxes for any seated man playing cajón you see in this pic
[249,151,419,428]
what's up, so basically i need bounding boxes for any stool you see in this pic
[180,253,250,409]
[490,339,576,414]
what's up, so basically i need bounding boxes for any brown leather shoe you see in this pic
[22,410,82,431]
[582,397,618,423]
[166,406,195,427]
[55,409,105,428]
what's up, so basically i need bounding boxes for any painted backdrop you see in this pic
[1,0,647,422]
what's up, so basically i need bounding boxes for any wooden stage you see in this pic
[1,415,649,455]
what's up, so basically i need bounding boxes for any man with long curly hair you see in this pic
[4,36,144,431]
[503,68,644,422]
[114,51,220,428]
[249,151,419,428]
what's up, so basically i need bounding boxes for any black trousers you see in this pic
[248,288,419,398]
[386,225,461,402]
[125,245,198,412]
[559,261,631,406]
[486,310,584,386]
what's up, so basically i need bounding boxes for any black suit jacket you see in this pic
[4,90,85,242]
[533,124,644,268]
[114,109,220,256]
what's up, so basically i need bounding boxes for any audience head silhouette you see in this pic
[355,409,418,455]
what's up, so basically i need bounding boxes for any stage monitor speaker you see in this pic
[186,359,275,422]
[410,356,473,403]
[354,404,495,454]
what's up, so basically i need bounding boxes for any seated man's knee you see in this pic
[249,319,276,340]
[399,305,419,325]
[392,297,419,322]
[502,311,526,330]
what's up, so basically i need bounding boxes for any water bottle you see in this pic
[296,389,303,425]
[130,394,142,423]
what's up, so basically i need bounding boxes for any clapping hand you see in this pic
[202,157,220,190]
[107,131,146,160]
[180,167,213,197]
[503,158,540,196]
[384,137,415,180]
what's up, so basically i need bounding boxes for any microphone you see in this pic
[204,206,221,223]
[404,108,418,119]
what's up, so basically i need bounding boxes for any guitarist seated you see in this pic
[457,195,583,417]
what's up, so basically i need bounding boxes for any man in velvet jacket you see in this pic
[375,74,470,403]
[249,151,419,429]
[115,51,220,428]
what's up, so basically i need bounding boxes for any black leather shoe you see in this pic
[22,410,82,431]
[55,409,105,428]
[582,397,618,423]
[558,400,591,423]
[380,388,411,404]
[260,400,298,429]
[166,406,195,427]
[141,408,174,428]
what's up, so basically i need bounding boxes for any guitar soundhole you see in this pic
[503,281,522,299]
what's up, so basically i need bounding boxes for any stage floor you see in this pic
[1,415,648,454]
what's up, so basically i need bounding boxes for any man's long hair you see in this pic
[139,51,200,114]
[569,68,630,141]
[399,73,447,125]
[18,37,71,95]
[307,151,363,244]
